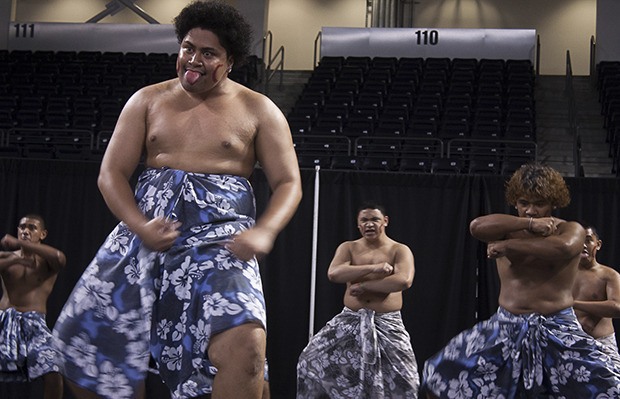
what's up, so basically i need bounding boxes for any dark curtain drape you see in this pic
[1,159,619,399]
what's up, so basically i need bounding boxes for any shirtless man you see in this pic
[573,224,620,365]
[52,2,301,399]
[296,202,420,398]
[0,214,66,399]
[422,163,620,398]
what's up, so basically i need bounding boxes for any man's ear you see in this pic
[384,216,389,226]
[40,229,48,241]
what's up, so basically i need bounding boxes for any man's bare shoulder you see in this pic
[230,82,283,115]
[556,219,582,231]
[393,241,413,253]
[341,239,361,248]
[337,239,366,251]
[597,264,620,279]
[130,79,179,103]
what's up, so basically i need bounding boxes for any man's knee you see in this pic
[209,323,266,377]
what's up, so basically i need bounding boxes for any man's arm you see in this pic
[1,235,64,271]
[227,96,302,261]
[350,244,414,295]
[573,267,620,318]
[470,214,557,243]
[97,87,180,252]
[0,251,33,270]
[327,242,393,283]
[487,221,585,261]
[470,214,530,242]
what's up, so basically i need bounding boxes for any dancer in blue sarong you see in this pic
[1,215,66,399]
[422,163,620,398]
[297,203,419,398]
[52,1,301,398]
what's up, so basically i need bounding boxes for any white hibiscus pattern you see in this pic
[104,227,131,256]
[97,360,133,398]
[53,170,265,398]
[422,308,620,397]
[72,274,115,317]
[203,293,243,319]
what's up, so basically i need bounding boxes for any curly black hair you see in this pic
[173,0,253,65]
[505,162,571,208]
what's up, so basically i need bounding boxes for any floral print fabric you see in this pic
[52,168,265,399]
[0,308,61,381]
[297,307,419,398]
[422,307,620,398]
[597,333,620,369]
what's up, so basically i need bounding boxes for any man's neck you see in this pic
[579,260,598,270]
[363,235,389,248]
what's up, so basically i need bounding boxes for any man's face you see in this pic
[17,217,46,244]
[580,227,601,266]
[357,208,388,239]
[515,196,553,218]
[176,28,232,93]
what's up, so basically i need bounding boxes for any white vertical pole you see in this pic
[308,165,320,340]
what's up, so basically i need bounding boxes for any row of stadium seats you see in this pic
[288,56,537,172]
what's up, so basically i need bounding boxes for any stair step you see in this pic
[535,75,615,177]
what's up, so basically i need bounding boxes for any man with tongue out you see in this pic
[52,1,301,399]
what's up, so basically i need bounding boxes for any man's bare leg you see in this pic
[43,372,63,399]
[208,323,266,399]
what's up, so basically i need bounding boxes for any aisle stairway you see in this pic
[535,75,614,177]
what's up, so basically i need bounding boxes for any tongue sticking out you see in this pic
[185,70,202,85]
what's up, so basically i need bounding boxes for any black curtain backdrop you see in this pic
[1,158,619,399]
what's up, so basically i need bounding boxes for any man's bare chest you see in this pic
[148,111,255,150]
[351,250,395,266]
[574,273,607,300]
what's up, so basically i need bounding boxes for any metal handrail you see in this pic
[313,31,322,69]
[565,50,582,177]
[590,35,597,84]
[262,30,284,94]
[536,35,541,76]
[263,31,273,70]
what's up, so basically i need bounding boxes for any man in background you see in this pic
[0,214,66,399]
[422,163,620,398]
[573,224,620,365]
[297,202,419,398]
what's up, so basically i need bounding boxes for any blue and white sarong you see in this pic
[0,308,61,382]
[52,168,266,399]
[297,307,420,398]
[422,307,620,398]
[597,333,620,368]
